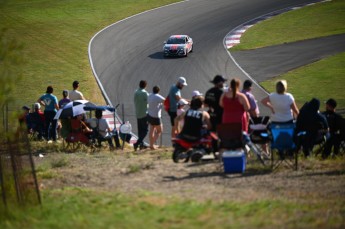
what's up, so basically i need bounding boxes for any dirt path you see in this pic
[35,148,345,203]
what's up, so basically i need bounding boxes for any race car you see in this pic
[163,35,193,57]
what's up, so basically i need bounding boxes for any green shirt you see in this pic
[134,88,149,119]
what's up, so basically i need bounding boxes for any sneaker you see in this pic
[139,144,148,150]
[133,143,139,151]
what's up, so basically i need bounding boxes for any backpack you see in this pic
[164,95,170,112]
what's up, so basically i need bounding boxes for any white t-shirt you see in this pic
[87,118,110,137]
[269,92,295,122]
[69,90,84,101]
[148,93,165,118]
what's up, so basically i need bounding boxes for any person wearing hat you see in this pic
[69,80,85,101]
[191,90,202,99]
[204,75,227,153]
[38,86,59,141]
[241,80,259,118]
[167,76,188,138]
[176,99,189,133]
[322,98,343,158]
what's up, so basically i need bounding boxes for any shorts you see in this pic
[168,111,177,126]
[148,115,161,126]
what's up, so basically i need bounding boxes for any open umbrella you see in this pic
[54,100,96,119]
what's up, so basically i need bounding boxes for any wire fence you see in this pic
[0,103,41,209]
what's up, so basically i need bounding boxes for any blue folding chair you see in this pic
[269,123,298,170]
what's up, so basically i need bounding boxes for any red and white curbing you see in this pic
[225,0,328,49]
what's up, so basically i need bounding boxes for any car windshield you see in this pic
[166,37,186,44]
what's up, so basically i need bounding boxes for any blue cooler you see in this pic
[222,150,246,173]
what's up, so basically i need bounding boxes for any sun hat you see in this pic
[210,75,227,84]
[178,76,188,86]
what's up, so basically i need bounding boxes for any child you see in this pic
[176,99,189,133]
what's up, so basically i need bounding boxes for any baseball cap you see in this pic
[34,103,41,109]
[22,105,30,111]
[326,98,337,108]
[210,75,227,84]
[178,99,188,106]
[192,90,202,97]
[178,76,188,86]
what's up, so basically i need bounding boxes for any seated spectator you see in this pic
[261,80,299,124]
[67,114,92,145]
[322,98,343,158]
[296,98,329,157]
[27,103,45,140]
[176,99,189,133]
[87,110,118,149]
[18,105,31,130]
[175,96,211,142]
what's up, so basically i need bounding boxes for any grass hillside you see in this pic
[0,0,180,110]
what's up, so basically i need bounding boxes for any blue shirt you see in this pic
[168,85,181,112]
[40,93,58,112]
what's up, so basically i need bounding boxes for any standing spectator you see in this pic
[220,78,250,132]
[59,90,71,108]
[322,98,343,158]
[205,75,227,130]
[69,80,85,101]
[133,80,149,151]
[241,80,260,118]
[147,86,165,150]
[37,86,59,142]
[168,76,188,138]
[261,80,299,124]
[205,75,227,153]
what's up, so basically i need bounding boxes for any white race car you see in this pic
[163,35,193,57]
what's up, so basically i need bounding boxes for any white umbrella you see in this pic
[54,100,96,119]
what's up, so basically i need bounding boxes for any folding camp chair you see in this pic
[269,123,298,170]
[248,116,271,161]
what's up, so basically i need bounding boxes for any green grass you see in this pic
[231,0,345,111]
[0,0,181,109]
[0,188,344,229]
[232,0,345,50]
[260,52,345,109]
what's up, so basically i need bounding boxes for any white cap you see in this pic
[178,76,188,86]
[34,103,41,109]
[178,99,188,106]
[192,90,202,97]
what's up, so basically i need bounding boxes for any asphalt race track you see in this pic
[89,0,327,146]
